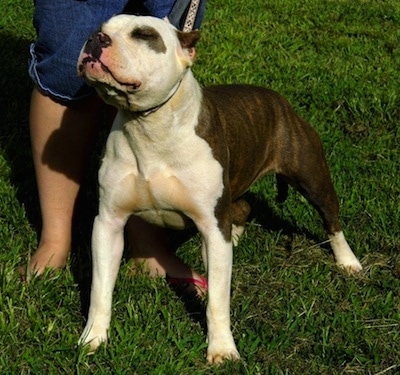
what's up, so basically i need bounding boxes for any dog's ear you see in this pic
[176,30,200,60]
[176,30,200,48]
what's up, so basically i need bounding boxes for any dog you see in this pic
[77,14,362,363]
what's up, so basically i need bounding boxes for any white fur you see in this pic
[329,231,362,273]
[232,224,245,247]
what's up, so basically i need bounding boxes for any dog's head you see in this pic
[78,15,200,112]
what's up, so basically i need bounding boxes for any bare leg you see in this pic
[23,87,103,276]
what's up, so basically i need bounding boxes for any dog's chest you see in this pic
[100,124,224,229]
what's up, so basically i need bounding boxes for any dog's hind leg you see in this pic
[282,137,362,273]
[276,174,289,203]
[292,176,361,273]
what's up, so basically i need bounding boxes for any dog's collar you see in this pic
[139,78,183,117]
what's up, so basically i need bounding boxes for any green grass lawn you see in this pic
[1,0,399,374]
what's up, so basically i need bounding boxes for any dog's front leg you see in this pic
[200,225,240,364]
[79,211,128,352]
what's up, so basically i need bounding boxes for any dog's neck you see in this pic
[117,69,202,151]
[139,77,184,117]
[123,69,201,123]
[112,69,203,178]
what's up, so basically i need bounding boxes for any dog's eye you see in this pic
[130,26,166,54]
[131,27,157,40]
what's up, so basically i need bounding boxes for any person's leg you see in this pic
[25,87,103,276]
[127,217,207,296]
[25,0,128,276]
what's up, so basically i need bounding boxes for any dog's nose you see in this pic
[83,32,112,59]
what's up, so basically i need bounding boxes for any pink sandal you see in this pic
[166,275,208,296]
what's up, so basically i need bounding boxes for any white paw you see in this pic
[337,258,363,274]
[78,324,108,353]
[329,232,362,274]
[206,334,240,364]
[206,346,240,364]
[232,224,245,247]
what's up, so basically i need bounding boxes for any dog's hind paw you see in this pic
[232,224,245,247]
[329,232,362,275]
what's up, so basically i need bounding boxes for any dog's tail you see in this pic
[276,174,289,203]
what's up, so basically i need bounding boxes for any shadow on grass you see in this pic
[246,190,322,249]
[0,33,38,226]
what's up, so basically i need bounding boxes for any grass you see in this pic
[0,0,399,373]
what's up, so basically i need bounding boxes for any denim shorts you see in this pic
[28,0,206,102]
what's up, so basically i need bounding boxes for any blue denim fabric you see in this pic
[29,0,206,102]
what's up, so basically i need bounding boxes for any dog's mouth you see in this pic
[78,55,142,90]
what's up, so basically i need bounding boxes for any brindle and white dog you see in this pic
[77,15,362,363]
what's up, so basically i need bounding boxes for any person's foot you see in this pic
[19,241,70,280]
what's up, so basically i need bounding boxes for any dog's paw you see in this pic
[329,232,362,275]
[337,258,363,274]
[78,325,108,353]
[206,336,240,364]
[232,224,245,247]
[206,347,240,364]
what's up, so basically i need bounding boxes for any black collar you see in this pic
[139,78,183,117]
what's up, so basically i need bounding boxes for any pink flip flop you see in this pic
[167,275,208,289]
[166,275,208,296]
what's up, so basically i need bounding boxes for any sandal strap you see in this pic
[167,275,208,290]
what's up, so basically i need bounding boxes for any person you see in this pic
[23,0,208,295]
